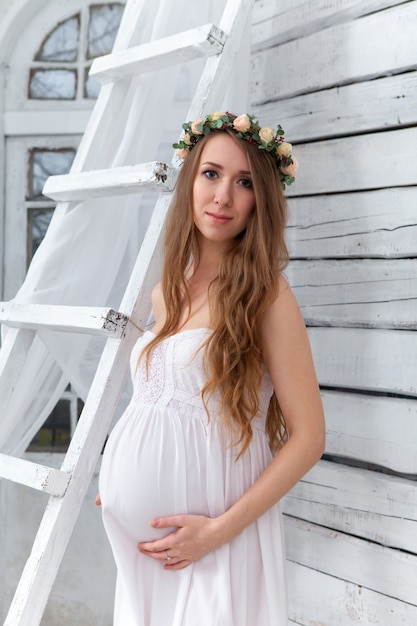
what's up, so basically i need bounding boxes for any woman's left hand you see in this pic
[138,514,221,570]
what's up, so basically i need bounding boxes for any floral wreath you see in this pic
[173,112,298,189]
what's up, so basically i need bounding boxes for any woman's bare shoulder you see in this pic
[263,273,303,335]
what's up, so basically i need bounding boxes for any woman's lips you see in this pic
[206,212,233,224]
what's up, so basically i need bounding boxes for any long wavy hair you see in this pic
[142,128,290,458]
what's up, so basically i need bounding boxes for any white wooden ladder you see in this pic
[0,0,253,623]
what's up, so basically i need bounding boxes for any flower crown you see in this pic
[173,112,298,189]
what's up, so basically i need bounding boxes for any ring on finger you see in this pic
[165,550,172,561]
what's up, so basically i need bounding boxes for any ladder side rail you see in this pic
[3,191,172,626]
[185,0,253,122]
[3,334,132,626]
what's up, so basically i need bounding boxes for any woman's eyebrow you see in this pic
[201,161,252,176]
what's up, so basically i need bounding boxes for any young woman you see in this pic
[98,112,325,625]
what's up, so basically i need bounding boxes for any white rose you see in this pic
[276,142,293,158]
[209,111,225,121]
[259,126,275,144]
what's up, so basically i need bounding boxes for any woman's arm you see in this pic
[211,276,325,540]
[138,277,325,568]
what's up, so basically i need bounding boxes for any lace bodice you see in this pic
[129,328,274,427]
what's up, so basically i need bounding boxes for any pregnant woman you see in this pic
[98,112,325,626]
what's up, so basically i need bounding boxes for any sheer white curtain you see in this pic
[0,0,250,456]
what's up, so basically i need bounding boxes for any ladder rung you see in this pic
[90,23,226,84]
[0,304,129,337]
[43,161,177,202]
[0,453,71,496]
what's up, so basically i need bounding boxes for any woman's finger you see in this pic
[164,559,192,570]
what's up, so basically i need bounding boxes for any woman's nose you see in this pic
[214,182,232,208]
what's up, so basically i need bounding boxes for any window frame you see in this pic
[3,134,81,300]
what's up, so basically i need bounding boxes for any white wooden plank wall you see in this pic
[250,1,417,624]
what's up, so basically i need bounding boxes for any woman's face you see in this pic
[192,133,255,247]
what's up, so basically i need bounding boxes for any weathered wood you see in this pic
[308,327,417,396]
[286,560,417,626]
[0,454,70,497]
[0,304,129,336]
[43,161,177,201]
[251,1,417,102]
[283,459,417,551]
[286,128,417,196]
[286,187,417,259]
[321,390,417,474]
[255,71,417,142]
[285,516,417,604]
[286,259,417,329]
[90,24,226,83]
[252,0,408,49]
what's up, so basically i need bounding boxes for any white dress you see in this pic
[99,328,288,626]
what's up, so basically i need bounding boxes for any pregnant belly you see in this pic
[99,404,210,543]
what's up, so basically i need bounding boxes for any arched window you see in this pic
[29,4,124,100]
[1,0,125,450]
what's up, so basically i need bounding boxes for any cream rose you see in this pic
[182,132,192,145]
[280,156,299,178]
[191,119,203,134]
[259,126,275,144]
[233,114,251,133]
[175,148,189,160]
[276,142,293,158]
[209,111,225,121]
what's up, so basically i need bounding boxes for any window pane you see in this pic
[27,208,54,262]
[29,69,77,99]
[84,67,101,99]
[87,4,124,59]
[29,399,72,451]
[28,149,76,199]
[35,15,80,62]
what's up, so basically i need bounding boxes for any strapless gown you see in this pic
[99,328,287,625]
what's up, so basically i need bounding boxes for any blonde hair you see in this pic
[142,129,289,457]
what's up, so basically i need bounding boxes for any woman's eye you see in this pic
[239,178,253,188]
[203,169,218,180]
